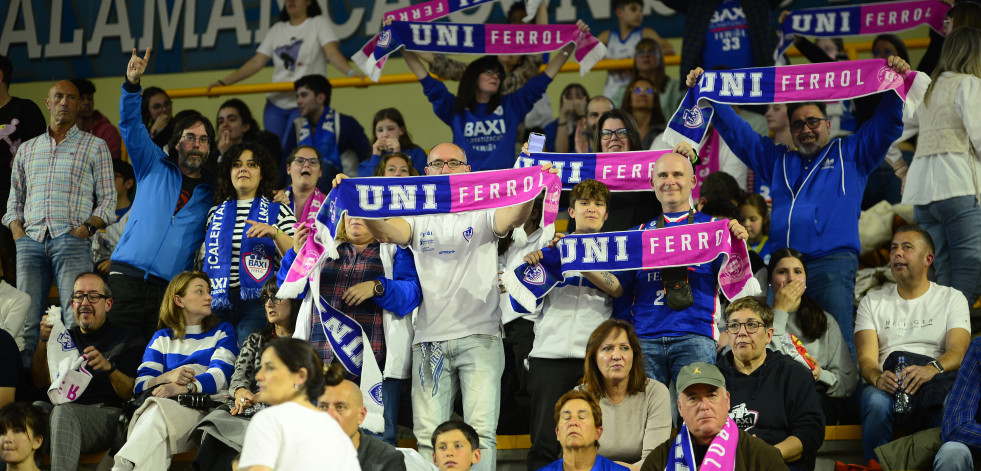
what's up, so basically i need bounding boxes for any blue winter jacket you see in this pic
[114,81,216,281]
[710,93,904,259]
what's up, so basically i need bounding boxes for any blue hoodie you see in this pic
[710,94,903,260]
[420,73,552,171]
[114,81,216,281]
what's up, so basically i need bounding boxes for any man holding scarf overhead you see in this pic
[640,362,786,471]
[359,142,556,470]
[683,55,915,359]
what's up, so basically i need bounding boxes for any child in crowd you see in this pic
[432,420,482,471]
[597,0,675,100]
[740,193,771,265]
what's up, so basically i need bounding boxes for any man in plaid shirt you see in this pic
[2,80,115,361]
[936,336,981,470]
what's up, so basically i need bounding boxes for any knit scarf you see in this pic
[502,219,756,312]
[666,417,740,471]
[514,149,675,191]
[354,21,607,82]
[664,59,927,149]
[775,0,950,62]
[289,187,327,227]
[204,197,279,309]
[294,107,342,171]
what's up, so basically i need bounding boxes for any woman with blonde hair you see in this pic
[112,271,238,471]
[896,26,981,305]
[576,319,670,470]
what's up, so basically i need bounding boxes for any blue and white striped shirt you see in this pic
[135,322,238,394]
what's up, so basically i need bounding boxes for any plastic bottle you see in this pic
[893,355,911,414]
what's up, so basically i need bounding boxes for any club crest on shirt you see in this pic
[463,227,473,242]
[369,382,384,406]
[522,264,546,286]
[729,402,758,430]
[243,246,272,283]
[683,106,704,129]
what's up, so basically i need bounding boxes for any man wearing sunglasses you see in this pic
[112,48,218,341]
[685,55,911,360]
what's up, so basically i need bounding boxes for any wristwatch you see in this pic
[373,280,385,296]
[929,360,944,373]
[186,382,194,393]
[83,222,98,236]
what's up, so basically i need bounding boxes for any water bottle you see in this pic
[893,355,911,414]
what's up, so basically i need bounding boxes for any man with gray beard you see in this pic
[109,48,218,339]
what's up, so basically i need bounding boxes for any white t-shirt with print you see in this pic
[256,16,339,109]
[407,210,503,343]
[855,282,971,370]
[239,401,360,470]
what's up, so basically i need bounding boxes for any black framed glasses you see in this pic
[427,159,467,170]
[726,320,765,334]
[600,128,629,140]
[789,117,829,133]
[259,294,284,305]
[482,68,503,79]
[71,292,109,303]
[291,157,320,167]
[182,134,210,146]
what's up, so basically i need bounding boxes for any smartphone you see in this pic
[528,132,546,154]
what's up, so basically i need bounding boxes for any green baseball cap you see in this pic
[676,362,726,395]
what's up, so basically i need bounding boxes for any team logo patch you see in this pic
[368,382,384,406]
[57,330,75,352]
[876,66,899,86]
[243,247,272,283]
[463,227,473,242]
[377,29,392,48]
[522,264,546,286]
[729,403,759,431]
[683,106,704,129]
[721,252,746,282]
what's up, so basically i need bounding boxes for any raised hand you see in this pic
[127,47,152,85]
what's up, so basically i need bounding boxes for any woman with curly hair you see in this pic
[203,142,295,345]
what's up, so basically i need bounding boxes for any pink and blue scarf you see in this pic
[278,167,562,299]
[515,149,675,191]
[354,21,607,82]
[354,0,502,79]
[502,219,756,313]
[776,0,950,62]
[204,197,279,309]
[665,59,926,148]
[666,417,740,471]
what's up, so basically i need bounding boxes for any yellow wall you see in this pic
[9,31,930,152]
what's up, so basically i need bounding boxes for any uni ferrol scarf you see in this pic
[502,219,755,312]
[664,59,924,148]
[294,108,342,171]
[514,149,674,191]
[353,0,502,79]
[279,188,329,297]
[290,187,327,227]
[666,417,739,471]
[775,0,950,62]
[204,197,279,309]
[303,295,385,433]
[278,167,562,300]
[354,21,607,82]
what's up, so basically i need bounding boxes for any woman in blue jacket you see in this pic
[399,21,588,171]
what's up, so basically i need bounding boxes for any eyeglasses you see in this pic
[258,294,284,305]
[725,320,765,334]
[789,117,829,133]
[291,157,320,167]
[427,159,467,170]
[182,134,210,146]
[632,87,654,95]
[482,68,503,79]
[600,128,629,140]
[71,292,109,303]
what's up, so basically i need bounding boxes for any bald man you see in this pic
[320,380,406,471]
[615,151,752,390]
[3,80,115,361]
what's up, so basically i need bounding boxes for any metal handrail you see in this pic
[165,37,930,98]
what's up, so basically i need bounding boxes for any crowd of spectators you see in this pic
[1,0,980,470]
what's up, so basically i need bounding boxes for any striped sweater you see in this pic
[134,323,239,394]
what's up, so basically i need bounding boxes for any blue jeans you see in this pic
[211,288,267,348]
[916,195,981,305]
[934,441,975,471]
[263,100,301,157]
[638,334,717,386]
[805,251,858,359]
[412,334,504,471]
[860,385,894,462]
[14,233,93,354]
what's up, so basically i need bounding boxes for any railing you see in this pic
[166,37,930,99]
